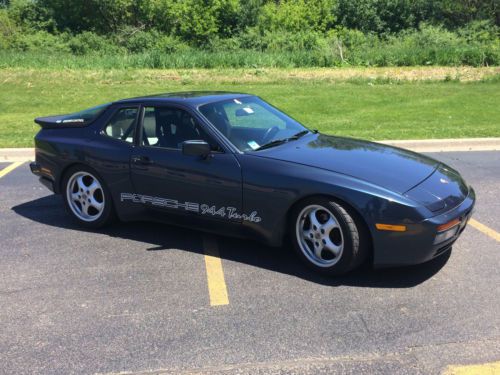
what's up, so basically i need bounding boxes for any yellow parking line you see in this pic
[443,360,500,375]
[0,162,23,179]
[203,235,229,306]
[469,219,500,242]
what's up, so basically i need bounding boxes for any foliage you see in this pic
[10,30,70,52]
[344,24,500,67]
[32,0,140,33]
[168,0,241,45]
[259,0,336,33]
[434,0,499,29]
[0,0,498,67]
[336,0,430,34]
[7,0,56,31]
[67,31,118,55]
[0,8,17,48]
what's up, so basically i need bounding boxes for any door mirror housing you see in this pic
[182,140,211,158]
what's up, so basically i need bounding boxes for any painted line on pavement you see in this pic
[443,360,500,375]
[203,235,229,306]
[469,219,500,242]
[0,162,23,179]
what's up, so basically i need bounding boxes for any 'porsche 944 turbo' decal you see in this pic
[120,193,262,223]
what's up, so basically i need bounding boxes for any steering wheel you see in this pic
[261,126,280,144]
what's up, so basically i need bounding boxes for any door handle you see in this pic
[132,156,153,165]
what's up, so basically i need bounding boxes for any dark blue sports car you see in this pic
[30,92,475,275]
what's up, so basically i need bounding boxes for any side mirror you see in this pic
[182,140,211,158]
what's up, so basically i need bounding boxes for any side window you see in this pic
[141,107,216,150]
[103,107,138,143]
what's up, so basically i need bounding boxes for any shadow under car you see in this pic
[12,194,452,288]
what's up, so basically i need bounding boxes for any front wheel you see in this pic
[290,197,368,275]
[62,166,115,228]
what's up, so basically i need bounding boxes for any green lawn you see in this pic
[0,68,499,147]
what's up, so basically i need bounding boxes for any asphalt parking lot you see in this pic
[1,151,499,374]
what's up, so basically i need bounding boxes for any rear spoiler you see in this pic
[34,115,89,129]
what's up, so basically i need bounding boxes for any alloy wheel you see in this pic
[66,171,105,222]
[295,204,344,267]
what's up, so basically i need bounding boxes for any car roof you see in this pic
[114,91,253,107]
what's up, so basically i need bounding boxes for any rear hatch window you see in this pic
[35,103,110,128]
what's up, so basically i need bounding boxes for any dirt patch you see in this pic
[1,66,499,85]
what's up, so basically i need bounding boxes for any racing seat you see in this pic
[156,113,179,149]
[155,110,205,149]
[174,113,204,148]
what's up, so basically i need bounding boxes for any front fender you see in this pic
[238,155,427,247]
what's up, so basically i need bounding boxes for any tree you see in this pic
[259,0,337,33]
[336,0,434,34]
[434,0,499,28]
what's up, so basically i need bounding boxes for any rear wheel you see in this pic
[290,197,368,275]
[63,166,115,228]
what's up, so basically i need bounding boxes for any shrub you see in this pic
[118,29,160,53]
[68,31,117,55]
[168,0,241,46]
[457,20,499,44]
[238,29,326,52]
[154,34,191,54]
[344,23,500,67]
[259,0,336,33]
[8,30,69,52]
[7,0,56,32]
[1,1,499,68]
[205,36,242,52]
[0,8,17,49]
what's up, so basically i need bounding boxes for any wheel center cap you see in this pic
[315,232,321,240]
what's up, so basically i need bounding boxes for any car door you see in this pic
[83,105,141,217]
[128,104,243,223]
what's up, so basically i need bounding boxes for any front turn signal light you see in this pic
[437,218,460,232]
[375,223,407,232]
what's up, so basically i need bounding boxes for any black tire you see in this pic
[61,165,115,229]
[289,196,369,275]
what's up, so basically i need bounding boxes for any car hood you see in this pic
[404,164,469,212]
[253,134,440,194]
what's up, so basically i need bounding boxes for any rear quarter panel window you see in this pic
[103,107,139,143]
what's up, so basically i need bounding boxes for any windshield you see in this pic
[198,96,308,152]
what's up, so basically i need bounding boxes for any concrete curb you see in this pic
[1,138,499,162]
[0,148,34,162]
[382,138,500,152]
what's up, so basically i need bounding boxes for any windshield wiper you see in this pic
[291,130,309,139]
[255,130,309,150]
[255,138,288,150]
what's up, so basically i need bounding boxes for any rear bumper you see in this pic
[29,161,41,175]
[374,187,475,267]
[30,162,55,192]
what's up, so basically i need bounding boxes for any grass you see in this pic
[0,51,330,69]
[0,67,499,148]
[0,37,498,69]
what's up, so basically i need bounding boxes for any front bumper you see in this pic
[374,187,476,267]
